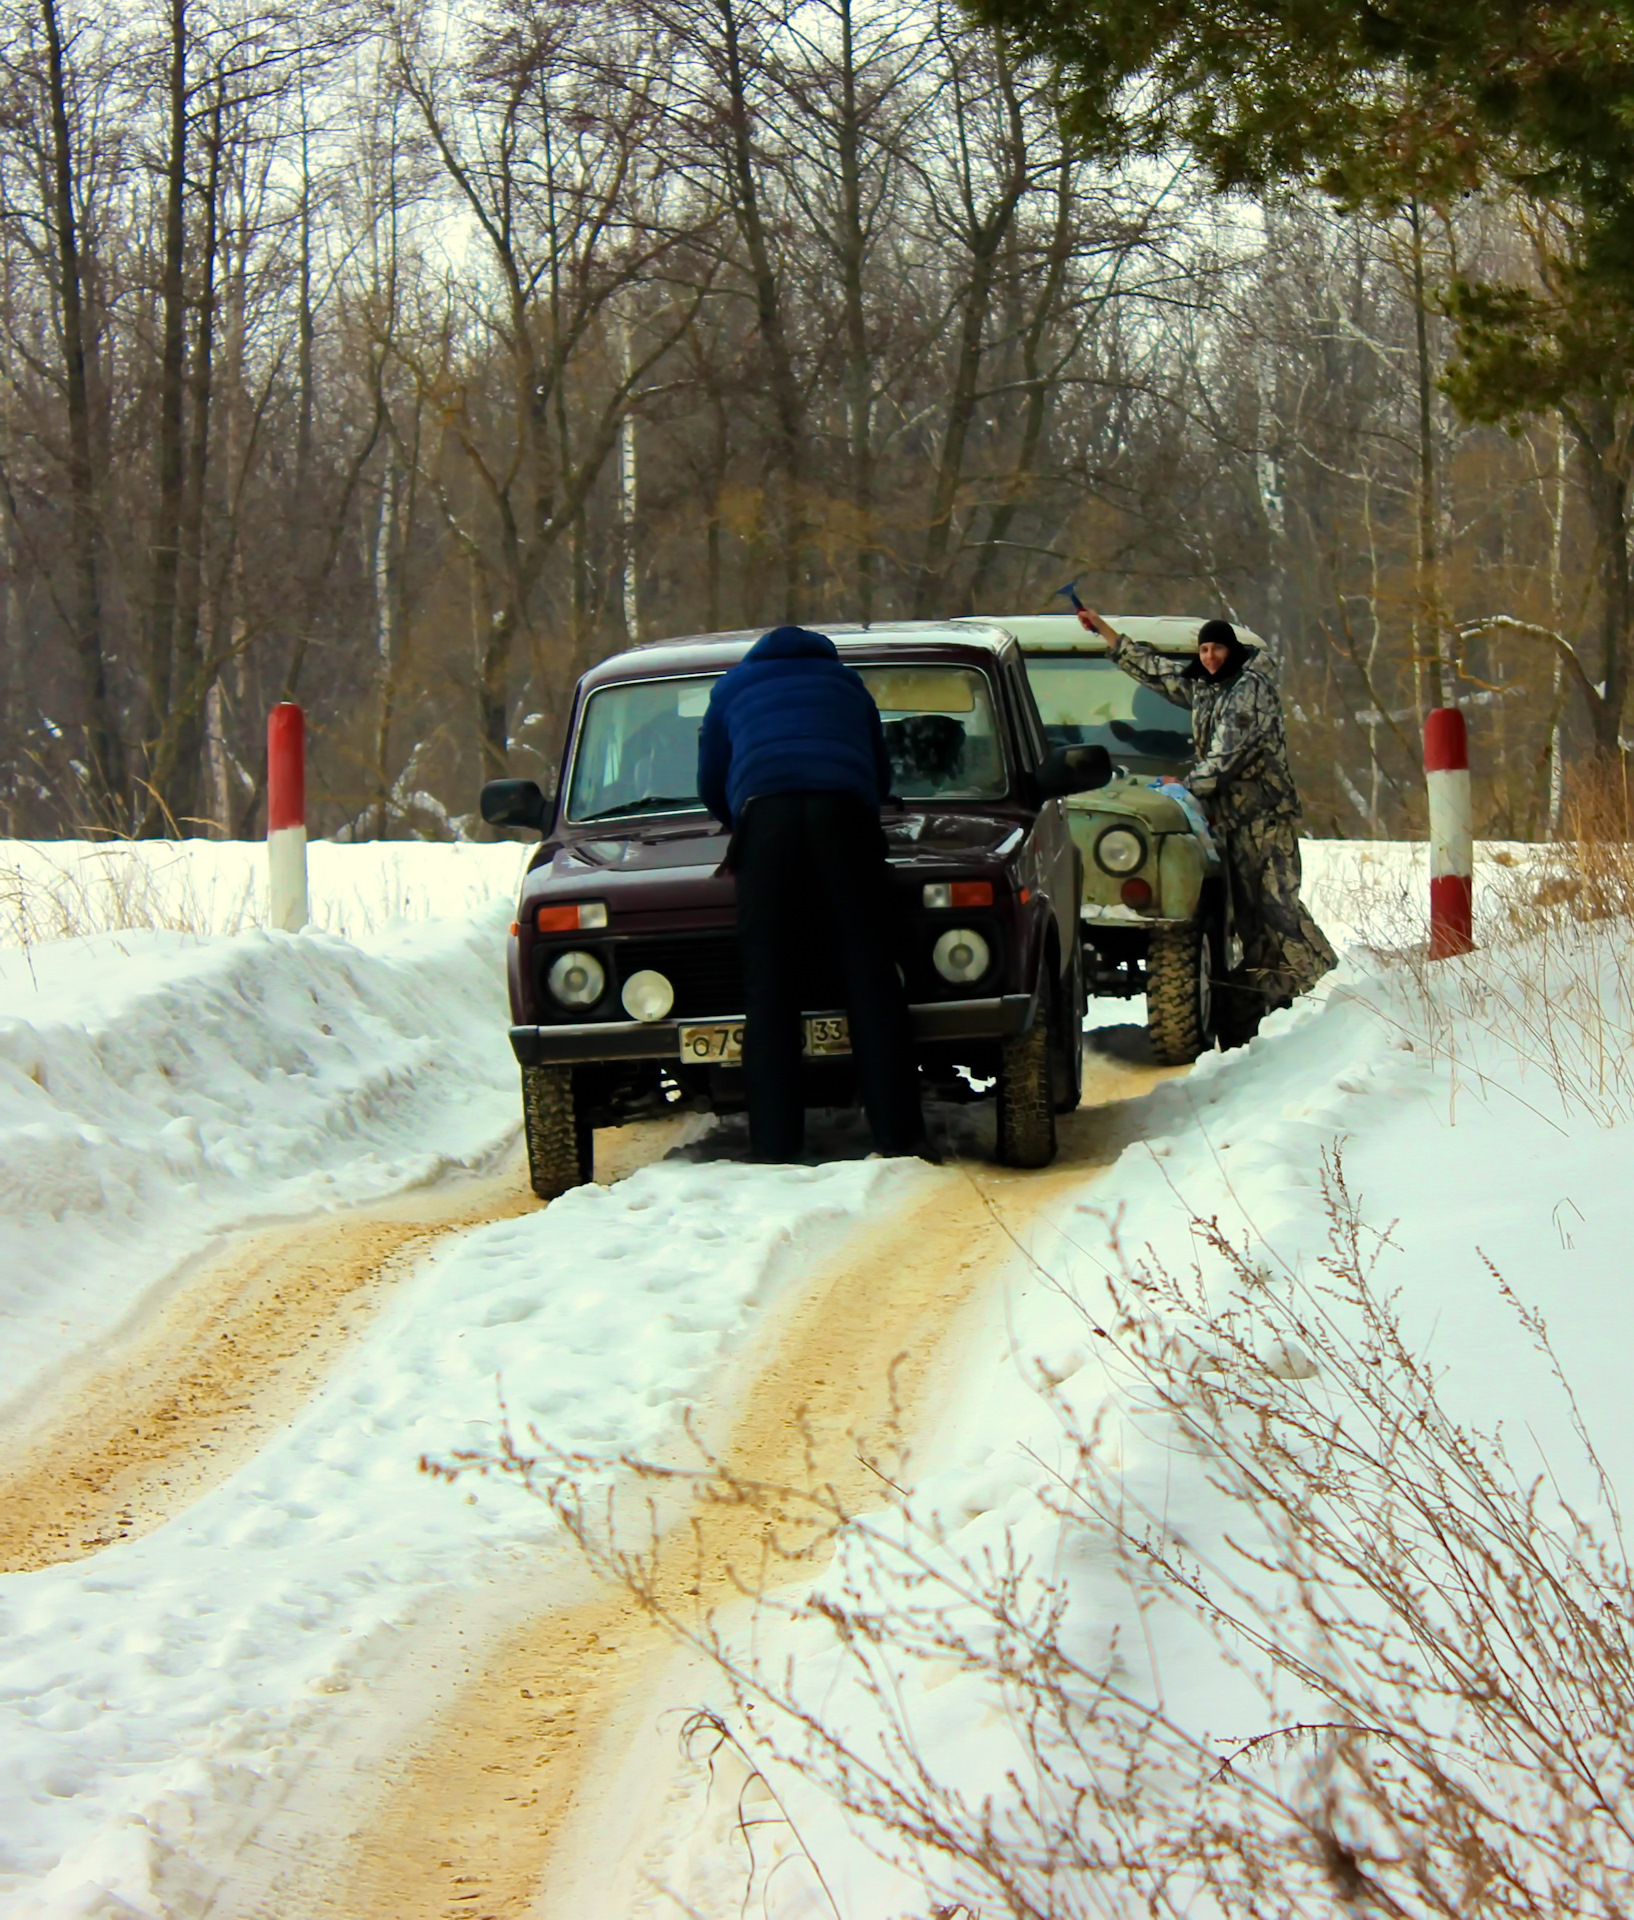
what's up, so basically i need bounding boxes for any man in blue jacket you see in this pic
[698,625,926,1162]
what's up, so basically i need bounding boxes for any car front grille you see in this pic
[611,935,747,1019]
[611,934,849,1019]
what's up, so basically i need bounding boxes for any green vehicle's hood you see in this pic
[1064,771,1193,834]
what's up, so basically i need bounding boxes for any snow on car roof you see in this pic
[591,621,1020,688]
[976,613,1265,655]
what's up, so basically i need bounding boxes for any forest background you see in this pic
[0,0,1608,842]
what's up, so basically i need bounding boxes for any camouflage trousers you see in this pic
[1224,813,1337,1007]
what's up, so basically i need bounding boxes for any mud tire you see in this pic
[521,1065,594,1200]
[997,999,1058,1169]
[1146,923,1218,1066]
[1213,975,1264,1051]
[1051,939,1085,1114]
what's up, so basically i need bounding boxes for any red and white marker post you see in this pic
[267,702,308,933]
[1424,706,1473,958]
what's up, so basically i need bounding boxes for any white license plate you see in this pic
[804,1014,851,1056]
[676,1017,851,1063]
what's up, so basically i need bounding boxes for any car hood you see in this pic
[1065,773,1193,834]
[546,822,730,873]
[882,807,1025,858]
[529,805,1026,888]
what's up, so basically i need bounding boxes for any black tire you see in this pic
[997,999,1058,1169]
[521,1065,594,1200]
[1051,939,1085,1114]
[1146,922,1218,1066]
[1213,973,1264,1051]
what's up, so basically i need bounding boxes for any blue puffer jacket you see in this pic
[697,626,890,829]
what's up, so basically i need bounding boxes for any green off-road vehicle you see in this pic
[979,614,1265,1064]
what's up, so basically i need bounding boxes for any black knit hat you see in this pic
[1191,618,1250,680]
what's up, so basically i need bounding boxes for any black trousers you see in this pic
[732,790,925,1160]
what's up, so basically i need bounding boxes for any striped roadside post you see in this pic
[267,702,309,933]
[1424,706,1473,958]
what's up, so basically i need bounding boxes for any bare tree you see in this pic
[392,0,717,777]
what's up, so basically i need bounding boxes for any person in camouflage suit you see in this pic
[1080,609,1336,1023]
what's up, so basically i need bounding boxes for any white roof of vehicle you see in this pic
[968,614,1264,655]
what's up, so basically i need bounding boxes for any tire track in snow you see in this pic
[320,1044,1182,1920]
[0,1117,703,1574]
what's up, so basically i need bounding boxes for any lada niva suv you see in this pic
[987,614,1268,1064]
[480,623,1111,1198]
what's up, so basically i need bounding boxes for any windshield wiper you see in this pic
[580,796,702,820]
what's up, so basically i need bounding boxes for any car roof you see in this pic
[581,620,1022,690]
[978,613,1265,656]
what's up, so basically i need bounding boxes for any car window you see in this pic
[856,666,1007,801]
[1023,656,1192,764]
[566,675,719,821]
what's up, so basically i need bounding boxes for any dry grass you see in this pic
[1296,776,1634,1130]
[0,841,517,956]
[0,846,256,951]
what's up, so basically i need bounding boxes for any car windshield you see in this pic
[856,666,1006,800]
[566,675,719,821]
[567,661,1009,819]
[1024,656,1193,766]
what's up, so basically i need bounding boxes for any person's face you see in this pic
[1198,639,1230,676]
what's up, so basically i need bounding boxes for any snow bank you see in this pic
[0,908,522,1417]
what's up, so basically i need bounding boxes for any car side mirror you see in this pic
[1034,743,1112,799]
[480,778,549,831]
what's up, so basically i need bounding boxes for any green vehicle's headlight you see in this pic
[1094,826,1147,875]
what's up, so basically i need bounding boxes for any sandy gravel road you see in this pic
[319,1037,1182,1920]
[0,1118,697,1575]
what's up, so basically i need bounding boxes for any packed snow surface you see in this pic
[0,835,1608,1916]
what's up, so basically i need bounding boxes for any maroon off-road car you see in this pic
[481,622,1111,1197]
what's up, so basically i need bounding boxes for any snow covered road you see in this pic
[5,835,1591,1920]
[0,850,1175,1920]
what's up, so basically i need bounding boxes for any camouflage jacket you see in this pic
[1109,637,1301,829]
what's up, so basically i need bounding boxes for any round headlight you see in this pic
[547,949,606,1009]
[1095,826,1146,875]
[932,927,991,984]
[621,968,674,1022]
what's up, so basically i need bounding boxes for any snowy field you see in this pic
[0,835,1622,1915]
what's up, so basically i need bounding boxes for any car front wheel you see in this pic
[1146,921,1218,1066]
[521,1064,594,1200]
[1213,972,1265,1051]
[997,993,1059,1169]
[1051,939,1085,1114]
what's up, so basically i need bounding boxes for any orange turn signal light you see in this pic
[922,880,995,909]
[535,900,609,934]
